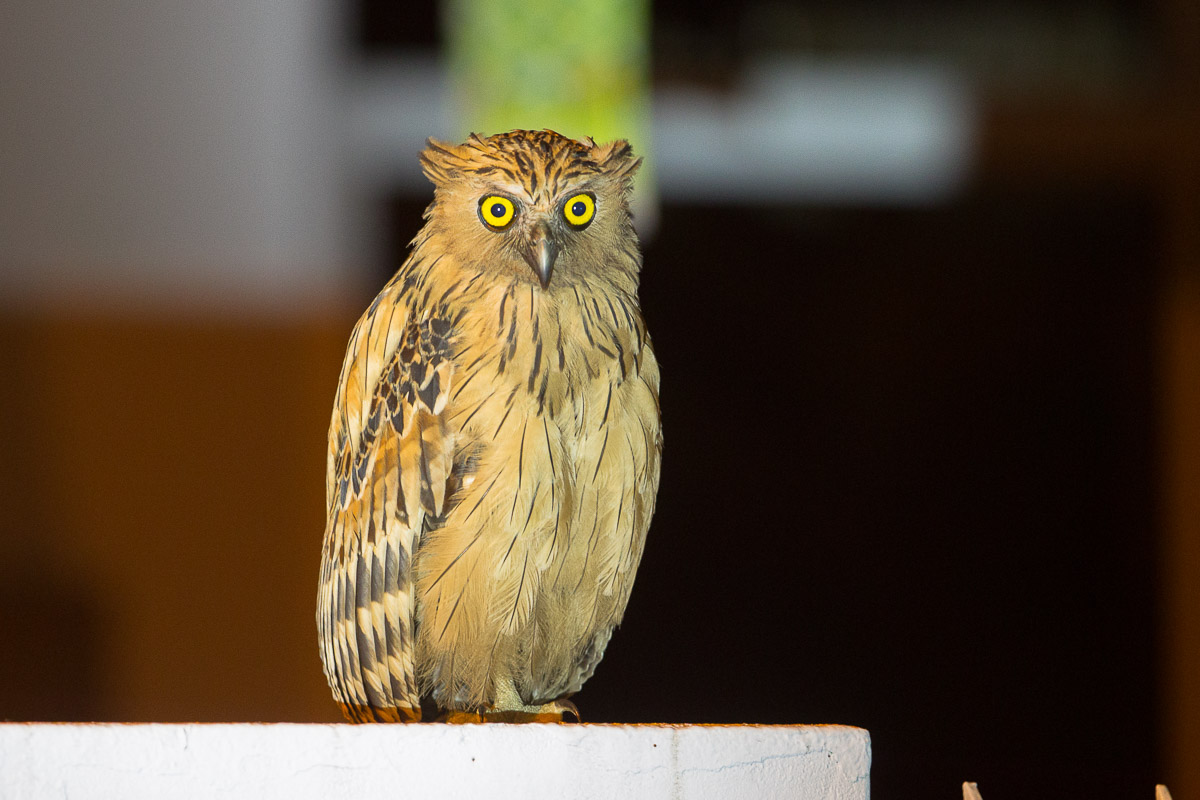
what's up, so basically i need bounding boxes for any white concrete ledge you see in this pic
[0,723,869,799]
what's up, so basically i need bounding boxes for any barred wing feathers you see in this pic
[317,288,454,723]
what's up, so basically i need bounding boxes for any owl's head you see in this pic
[419,130,642,290]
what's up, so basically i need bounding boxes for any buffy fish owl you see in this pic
[317,130,662,722]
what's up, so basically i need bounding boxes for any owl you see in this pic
[317,130,662,723]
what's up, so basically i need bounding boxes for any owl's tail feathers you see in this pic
[318,513,423,723]
[338,701,420,724]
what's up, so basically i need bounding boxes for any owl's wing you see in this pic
[318,295,455,723]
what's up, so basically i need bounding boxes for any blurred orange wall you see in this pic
[0,310,354,723]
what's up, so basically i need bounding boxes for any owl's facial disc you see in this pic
[522,219,559,289]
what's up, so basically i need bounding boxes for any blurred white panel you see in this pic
[653,59,975,204]
[0,0,359,313]
[349,57,975,205]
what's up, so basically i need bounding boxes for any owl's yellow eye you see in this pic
[562,193,595,228]
[479,195,516,229]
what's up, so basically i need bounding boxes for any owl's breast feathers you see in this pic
[320,250,661,718]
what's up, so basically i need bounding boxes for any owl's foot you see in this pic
[438,698,580,724]
[484,698,579,724]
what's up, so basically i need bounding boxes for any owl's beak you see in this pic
[524,221,558,288]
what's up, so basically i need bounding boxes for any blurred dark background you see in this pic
[2,1,1198,798]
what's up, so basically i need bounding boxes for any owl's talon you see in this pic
[550,698,580,722]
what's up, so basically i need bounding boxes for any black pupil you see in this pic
[490,202,506,218]
[571,200,587,217]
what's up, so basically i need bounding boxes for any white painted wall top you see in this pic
[0,723,870,800]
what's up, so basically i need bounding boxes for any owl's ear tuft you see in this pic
[420,138,468,186]
[592,139,642,185]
